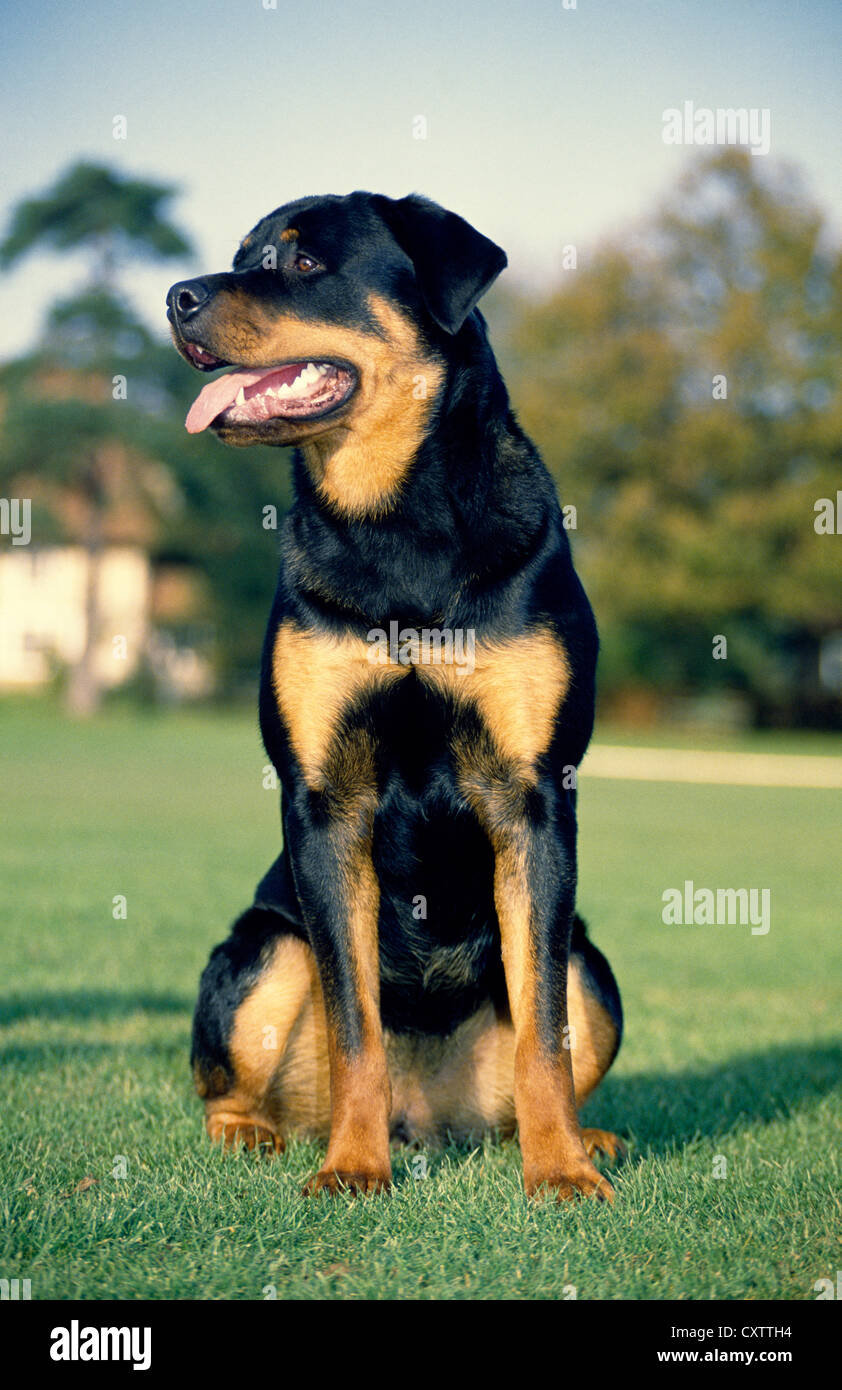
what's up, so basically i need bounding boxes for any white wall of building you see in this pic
[0,546,150,688]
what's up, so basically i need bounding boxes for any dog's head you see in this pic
[166,192,506,449]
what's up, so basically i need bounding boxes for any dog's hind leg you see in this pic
[567,914,625,1161]
[191,908,329,1152]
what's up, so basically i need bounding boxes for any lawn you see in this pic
[1,702,840,1301]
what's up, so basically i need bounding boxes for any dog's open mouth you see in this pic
[184,358,358,434]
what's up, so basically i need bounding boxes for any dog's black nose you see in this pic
[167,278,212,323]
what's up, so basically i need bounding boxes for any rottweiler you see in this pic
[166,192,623,1201]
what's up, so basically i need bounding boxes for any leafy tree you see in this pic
[0,164,291,712]
[497,151,842,725]
[0,166,192,713]
[0,163,191,284]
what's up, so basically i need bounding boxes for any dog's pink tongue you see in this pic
[185,368,274,434]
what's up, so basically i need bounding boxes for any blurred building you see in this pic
[0,546,149,689]
[0,546,215,699]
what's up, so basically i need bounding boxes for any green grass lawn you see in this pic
[1,702,840,1301]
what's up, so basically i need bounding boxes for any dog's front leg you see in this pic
[286,775,392,1196]
[492,782,614,1203]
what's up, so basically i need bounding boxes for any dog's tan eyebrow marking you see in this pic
[233,234,255,266]
[280,228,299,243]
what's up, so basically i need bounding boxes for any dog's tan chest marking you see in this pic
[422,624,570,773]
[272,620,407,786]
[273,621,570,791]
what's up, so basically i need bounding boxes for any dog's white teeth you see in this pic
[239,362,336,412]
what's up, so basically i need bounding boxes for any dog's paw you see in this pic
[206,1112,284,1155]
[524,1158,615,1204]
[303,1167,392,1197]
[581,1127,626,1162]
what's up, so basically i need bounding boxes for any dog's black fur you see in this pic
[167,192,622,1199]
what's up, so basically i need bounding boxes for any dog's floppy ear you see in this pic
[372,194,507,335]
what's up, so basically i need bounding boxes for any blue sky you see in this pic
[1,0,840,358]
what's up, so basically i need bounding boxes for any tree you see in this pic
[0,163,191,285]
[497,151,842,725]
[0,164,192,714]
[0,163,294,713]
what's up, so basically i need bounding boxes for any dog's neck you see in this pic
[298,363,444,520]
[295,293,446,520]
[296,315,526,524]
[284,323,560,629]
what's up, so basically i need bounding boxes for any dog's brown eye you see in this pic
[294,253,321,273]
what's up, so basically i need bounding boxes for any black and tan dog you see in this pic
[166,192,623,1201]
